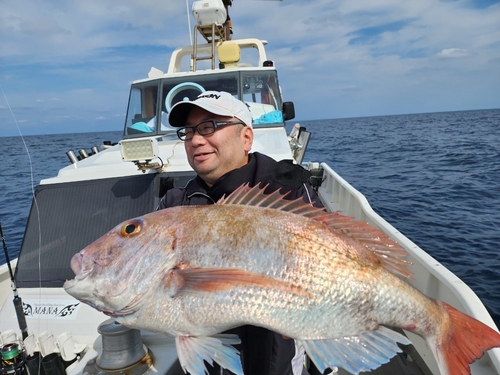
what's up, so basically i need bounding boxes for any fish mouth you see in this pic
[64,248,147,319]
[62,289,138,319]
[70,252,85,275]
[69,252,95,280]
[64,279,146,319]
[63,278,77,291]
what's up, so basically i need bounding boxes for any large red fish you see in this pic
[64,184,500,375]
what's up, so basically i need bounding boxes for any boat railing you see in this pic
[0,260,17,307]
[167,38,269,74]
[317,161,500,374]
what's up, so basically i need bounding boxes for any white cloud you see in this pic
[436,48,470,58]
[0,0,499,135]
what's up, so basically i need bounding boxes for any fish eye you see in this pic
[121,220,142,237]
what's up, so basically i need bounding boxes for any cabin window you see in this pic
[241,71,283,125]
[123,70,284,138]
[123,82,161,137]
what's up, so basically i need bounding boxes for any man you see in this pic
[159,91,321,208]
[158,91,320,375]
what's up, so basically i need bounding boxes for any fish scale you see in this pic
[64,184,500,375]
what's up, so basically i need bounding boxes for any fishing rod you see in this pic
[0,222,29,340]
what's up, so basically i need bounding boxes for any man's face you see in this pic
[184,107,253,186]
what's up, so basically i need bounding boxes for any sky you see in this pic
[1,0,499,136]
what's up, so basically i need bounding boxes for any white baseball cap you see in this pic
[168,91,253,128]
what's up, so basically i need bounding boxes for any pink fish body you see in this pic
[64,185,500,375]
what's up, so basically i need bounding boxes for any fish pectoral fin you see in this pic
[297,326,411,375]
[166,267,311,298]
[175,334,243,375]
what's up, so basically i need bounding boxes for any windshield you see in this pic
[241,71,283,126]
[123,80,166,137]
[123,70,283,138]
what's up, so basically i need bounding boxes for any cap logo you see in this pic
[196,93,221,100]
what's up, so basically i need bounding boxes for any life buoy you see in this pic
[165,82,205,112]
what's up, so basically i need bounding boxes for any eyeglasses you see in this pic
[176,120,245,141]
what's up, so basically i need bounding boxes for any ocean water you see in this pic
[0,108,499,328]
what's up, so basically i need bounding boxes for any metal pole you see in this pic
[186,0,193,45]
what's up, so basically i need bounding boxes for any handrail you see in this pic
[317,162,500,374]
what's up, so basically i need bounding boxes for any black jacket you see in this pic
[158,152,320,375]
[158,152,322,209]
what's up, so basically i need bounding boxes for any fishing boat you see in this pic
[1,1,499,374]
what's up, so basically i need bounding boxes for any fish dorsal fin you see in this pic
[218,183,325,217]
[218,184,412,279]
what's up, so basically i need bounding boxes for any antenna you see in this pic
[186,0,193,45]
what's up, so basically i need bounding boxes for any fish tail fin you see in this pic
[432,301,500,375]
